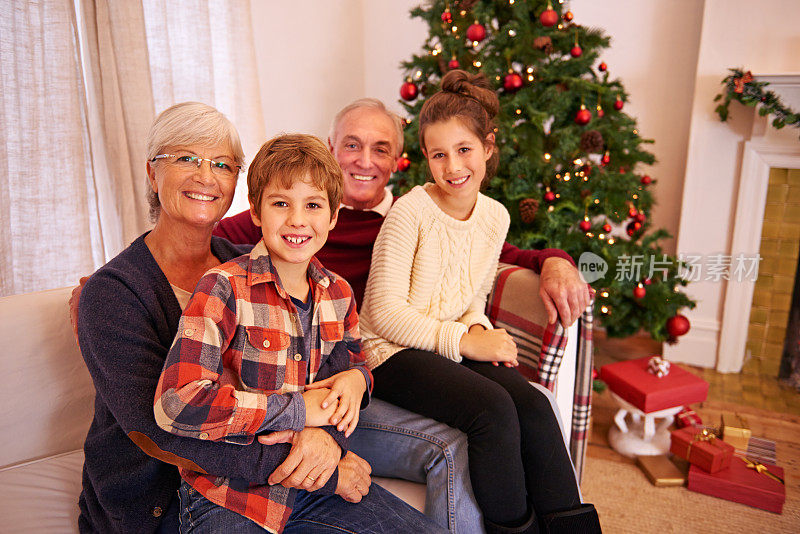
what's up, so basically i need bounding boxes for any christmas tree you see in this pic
[393,0,694,342]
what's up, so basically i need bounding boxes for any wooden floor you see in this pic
[593,331,800,416]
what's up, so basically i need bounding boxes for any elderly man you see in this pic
[214,98,591,533]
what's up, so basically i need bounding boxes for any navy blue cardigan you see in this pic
[77,234,345,533]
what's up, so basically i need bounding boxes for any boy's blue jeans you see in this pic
[177,481,444,533]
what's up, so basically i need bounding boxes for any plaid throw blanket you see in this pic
[486,263,594,482]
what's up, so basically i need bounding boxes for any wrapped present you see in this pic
[747,437,777,466]
[670,427,734,473]
[599,357,709,413]
[636,455,686,487]
[688,458,785,513]
[721,412,751,450]
[674,406,703,428]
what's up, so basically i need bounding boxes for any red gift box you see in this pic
[670,428,734,473]
[599,356,709,413]
[688,459,785,513]
[674,406,703,428]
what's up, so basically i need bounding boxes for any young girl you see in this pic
[359,70,600,534]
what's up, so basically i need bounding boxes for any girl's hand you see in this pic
[304,369,367,437]
[459,326,518,367]
[302,388,339,427]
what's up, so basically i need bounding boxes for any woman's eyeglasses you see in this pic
[151,154,240,179]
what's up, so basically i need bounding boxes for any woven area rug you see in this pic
[581,455,797,532]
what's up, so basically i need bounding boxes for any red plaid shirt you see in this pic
[154,241,371,532]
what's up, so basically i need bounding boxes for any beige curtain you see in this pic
[0,0,264,296]
[0,0,100,296]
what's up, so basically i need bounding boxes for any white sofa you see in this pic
[0,282,586,532]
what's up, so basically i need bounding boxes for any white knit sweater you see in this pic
[360,184,510,369]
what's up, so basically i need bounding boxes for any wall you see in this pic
[664,0,800,369]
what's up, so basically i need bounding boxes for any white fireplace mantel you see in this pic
[665,73,800,373]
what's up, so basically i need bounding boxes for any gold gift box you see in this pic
[720,412,751,450]
[636,455,686,487]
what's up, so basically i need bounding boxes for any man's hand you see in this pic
[304,369,367,437]
[459,326,518,367]
[260,427,340,491]
[68,276,90,345]
[539,257,593,328]
[335,451,372,503]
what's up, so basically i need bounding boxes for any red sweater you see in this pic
[213,205,574,308]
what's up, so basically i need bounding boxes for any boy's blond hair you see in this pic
[248,134,343,219]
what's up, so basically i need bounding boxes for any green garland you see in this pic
[714,68,800,136]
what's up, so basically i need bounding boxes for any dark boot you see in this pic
[484,510,539,534]
[540,503,602,534]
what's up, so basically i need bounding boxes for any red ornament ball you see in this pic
[596,107,605,118]
[575,107,592,126]
[570,45,583,58]
[666,314,691,338]
[626,220,642,236]
[598,61,607,72]
[601,152,611,165]
[400,81,418,101]
[643,278,652,285]
[448,58,460,70]
[466,23,486,42]
[628,207,638,218]
[613,97,624,111]
[641,174,652,185]
[441,11,453,24]
[635,211,646,224]
[544,190,556,202]
[579,219,592,232]
[540,8,558,27]
[396,156,411,172]
[503,72,524,92]
[602,223,612,233]
[564,11,574,22]
[633,285,647,299]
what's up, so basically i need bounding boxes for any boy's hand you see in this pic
[302,388,339,427]
[459,325,519,367]
[304,369,366,437]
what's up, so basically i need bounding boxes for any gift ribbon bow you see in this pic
[647,356,671,378]
[741,457,784,485]
[685,428,719,461]
[733,71,753,94]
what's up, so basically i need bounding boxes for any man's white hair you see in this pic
[329,98,404,157]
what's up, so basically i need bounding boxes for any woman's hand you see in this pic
[302,388,339,427]
[304,369,366,437]
[459,325,518,367]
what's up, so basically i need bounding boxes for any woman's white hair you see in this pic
[145,102,245,221]
[329,98,405,157]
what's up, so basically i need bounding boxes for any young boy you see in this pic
[154,134,372,531]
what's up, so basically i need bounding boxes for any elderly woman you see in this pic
[76,102,441,533]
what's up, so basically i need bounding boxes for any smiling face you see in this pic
[423,117,493,218]
[147,141,238,229]
[329,107,400,210]
[249,176,338,279]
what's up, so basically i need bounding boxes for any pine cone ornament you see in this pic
[454,0,479,11]
[580,130,605,153]
[533,36,554,55]
[519,198,540,223]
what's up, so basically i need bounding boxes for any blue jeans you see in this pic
[178,481,445,533]
[349,391,579,533]
[349,398,483,533]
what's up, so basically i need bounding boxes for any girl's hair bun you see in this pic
[440,70,499,119]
